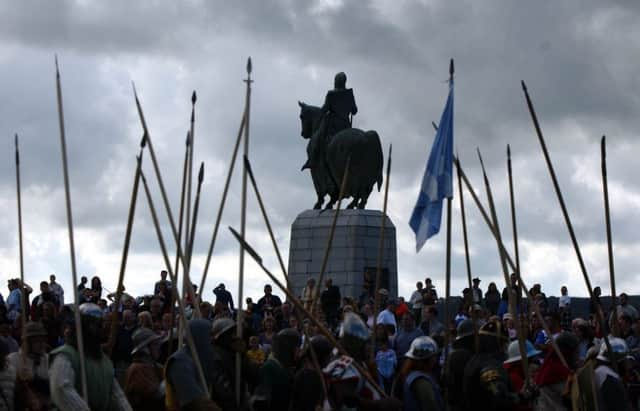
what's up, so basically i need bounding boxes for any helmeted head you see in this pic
[78,303,105,357]
[504,340,542,364]
[307,335,333,367]
[334,72,347,89]
[212,317,236,347]
[272,328,301,367]
[597,336,629,363]
[478,320,509,354]
[339,312,370,360]
[131,328,162,358]
[405,336,439,360]
[23,321,48,355]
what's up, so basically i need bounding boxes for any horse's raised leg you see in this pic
[313,195,324,210]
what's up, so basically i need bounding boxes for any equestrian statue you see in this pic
[298,72,383,209]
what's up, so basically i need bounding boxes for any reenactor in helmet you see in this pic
[444,319,475,411]
[49,302,132,410]
[400,336,444,411]
[593,337,633,411]
[323,312,401,410]
[123,328,164,410]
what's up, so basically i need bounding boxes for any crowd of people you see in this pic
[0,270,637,410]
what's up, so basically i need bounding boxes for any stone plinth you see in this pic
[287,209,398,301]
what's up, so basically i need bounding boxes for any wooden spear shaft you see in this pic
[140,169,210,396]
[455,156,479,353]
[371,145,392,348]
[55,57,88,402]
[14,134,26,342]
[228,227,388,398]
[107,137,145,355]
[477,149,529,380]
[601,136,618,337]
[310,156,352,316]
[521,80,616,369]
[173,132,190,352]
[455,158,569,368]
[184,92,196,323]
[236,57,253,406]
[183,163,204,320]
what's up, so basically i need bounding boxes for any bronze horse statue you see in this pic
[298,101,383,209]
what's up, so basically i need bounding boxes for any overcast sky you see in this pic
[0,0,638,305]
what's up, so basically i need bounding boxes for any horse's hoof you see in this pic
[313,204,321,210]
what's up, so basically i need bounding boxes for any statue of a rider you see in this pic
[305,72,358,169]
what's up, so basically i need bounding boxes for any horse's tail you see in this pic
[372,131,384,192]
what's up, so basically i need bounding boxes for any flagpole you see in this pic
[601,136,618,336]
[455,156,569,368]
[55,57,88,402]
[236,57,252,406]
[521,80,616,368]
[14,134,26,343]
[107,136,145,355]
[477,149,529,381]
[442,58,454,367]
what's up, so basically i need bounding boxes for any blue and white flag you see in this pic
[409,79,454,252]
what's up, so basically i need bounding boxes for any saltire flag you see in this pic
[409,79,454,252]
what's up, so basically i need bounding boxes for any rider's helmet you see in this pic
[405,336,439,360]
[339,312,369,357]
[334,72,347,89]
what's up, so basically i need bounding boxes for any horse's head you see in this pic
[298,101,321,139]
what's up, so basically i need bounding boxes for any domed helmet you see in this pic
[597,336,629,363]
[456,319,474,341]
[339,312,370,358]
[131,328,162,355]
[405,336,439,360]
[23,321,47,339]
[503,340,542,364]
[212,317,235,340]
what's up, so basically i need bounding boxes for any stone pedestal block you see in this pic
[288,209,398,301]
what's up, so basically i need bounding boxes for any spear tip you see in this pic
[55,54,60,77]
[521,80,527,91]
[198,162,204,183]
[507,144,511,157]
[449,58,454,77]
[186,131,191,147]
[140,133,147,148]
[191,90,197,105]
[246,57,252,75]
[601,135,606,157]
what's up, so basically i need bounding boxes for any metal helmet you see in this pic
[405,336,439,360]
[339,312,369,341]
[504,340,542,364]
[131,328,162,355]
[597,336,629,362]
[212,317,235,340]
[23,321,47,338]
[334,72,347,89]
[79,303,104,319]
[309,335,333,362]
[456,319,474,341]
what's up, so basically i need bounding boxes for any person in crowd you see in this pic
[424,278,438,300]
[409,281,424,323]
[258,316,276,355]
[290,335,332,411]
[617,293,639,321]
[301,278,316,313]
[471,278,483,306]
[0,338,16,411]
[50,303,132,410]
[558,286,572,331]
[375,337,397,394]
[572,318,595,364]
[484,282,501,316]
[361,304,375,329]
[395,312,424,360]
[246,335,265,366]
[77,276,88,292]
[254,328,300,410]
[589,286,603,316]
[112,309,138,383]
[256,284,282,317]
[399,336,444,411]
[395,297,410,319]
[123,328,164,411]
[320,279,341,329]
[137,311,153,330]
[7,279,31,322]
[444,319,474,411]
[88,276,103,304]
[153,271,172,296]
[213,283,234,312]
[30,281,59,320]
[165,319,219,411]
[40,302,62,349]
[420,306,444,338]
[9,322,50,410]
[49,274,64,306]
[377,298,398,336]
[593,337,633,411]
